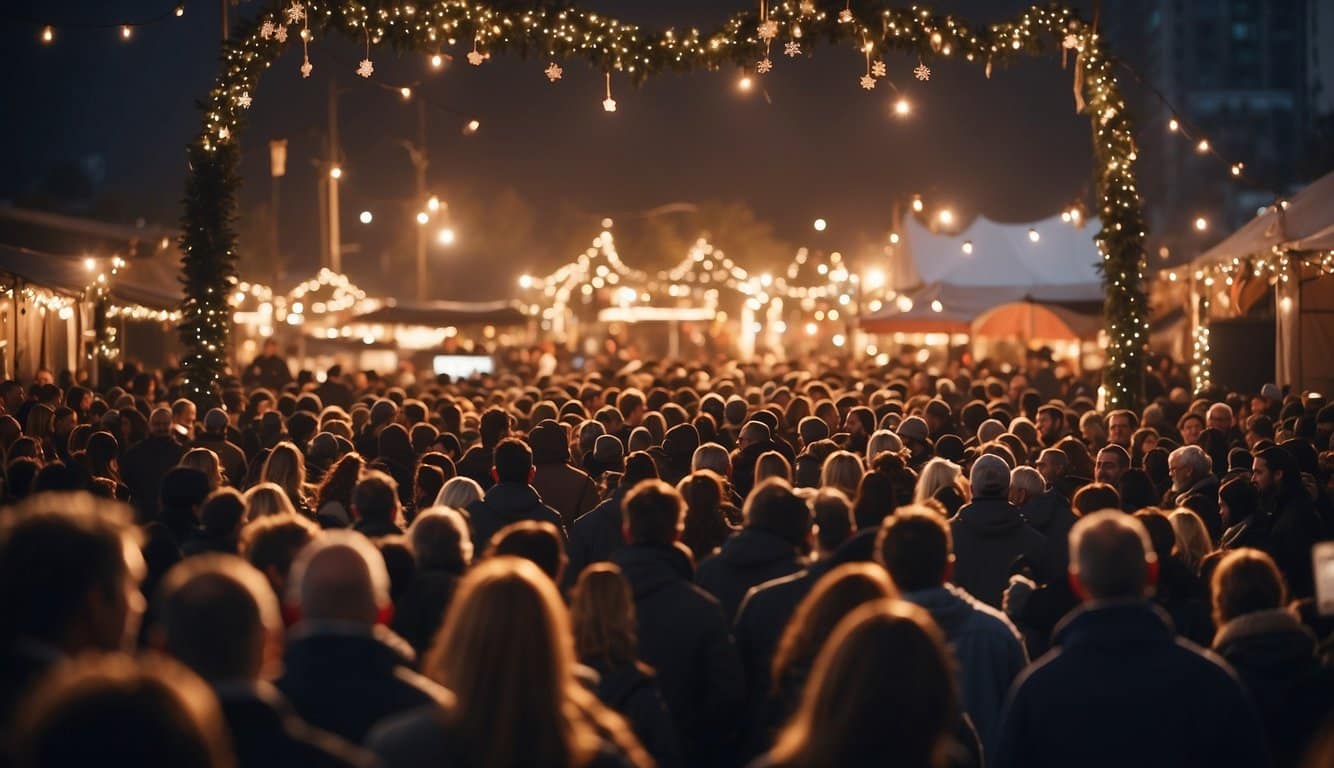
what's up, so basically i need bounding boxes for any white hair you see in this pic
[1069,511,1156,600]
[435,476,484,510]
[1168,444,1212,478]
[866,429,904,463]
[1010,466,1045,498]
[691,443,731,475]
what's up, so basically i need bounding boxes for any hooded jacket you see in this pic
[695,528,805,623]
[949,496,1046,608]
[529,420,599,527]
[465,481,566,550]
[610,544,744,767]
[994,601,1268,768]
[276,624,451,744]
[904,584,1027,753]
[1213,608,1334,768]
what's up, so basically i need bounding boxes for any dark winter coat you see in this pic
[994,601,1268,768]
[390,567,461,655]
[1165,473,1223,543]
[1213,608,1334,768]
[904,584,1027,754]
[455,445,496,491]
[565,486,631,587]
[586,659,683,768]
[610,544,744,767]
[465,481,566,550]
[276,625,450,744]
[121,434,187,521]
[695,528,806,622]
[949,496,1047,608]
[214,682,376,768]
[1264,490,1323,598]
[367,705,637,768]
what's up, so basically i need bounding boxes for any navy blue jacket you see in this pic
[611,543,744,767]
[695,528,805,623]
[465,481,566,551]
[994,601,1268,768]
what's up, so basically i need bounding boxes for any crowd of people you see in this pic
[2,351,1334,768]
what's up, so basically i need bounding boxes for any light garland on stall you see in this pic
[183,0,1152,408]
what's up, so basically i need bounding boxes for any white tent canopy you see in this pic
[864,213,1104,335]
[1194,168,1334,267]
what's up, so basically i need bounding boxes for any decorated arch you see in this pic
[181,0,1149,408]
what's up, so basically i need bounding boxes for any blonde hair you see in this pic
[181,448,225,490]
[1167,508,1212,574]
[914,458,963,504]
[243,483,296,521]
[820,451,864,497]
[435,476,484,510]
[423,557,649,768]
[260,442,308,509]
[755,450,793,487]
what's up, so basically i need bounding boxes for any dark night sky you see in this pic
[0,0,1098,298]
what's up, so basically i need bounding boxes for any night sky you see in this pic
[1,0,1097,299]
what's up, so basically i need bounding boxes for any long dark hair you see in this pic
[678,471,735,562]
[314,453,364,510]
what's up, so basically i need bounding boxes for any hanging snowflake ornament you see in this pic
[356,59,374,78]
[758,20,779,41]
[260,20,275,40]
[756,58,773,74]
[545,62,563,82]
[914,62,931,81]
[860,74,876,90]
[284,2,305,24]
[300,60,313,78]
[839,9,854,23]
[274,25,288,43]
[784,40,801,57]
[237,92,252,109]
[602,73,616,112]
[871,60,887,78]
[1062,33,1081,50]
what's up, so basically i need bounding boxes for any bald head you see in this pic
[1069,511,1157,601]
[155,554,280,682]
[288,532,390,625]
[149,407,174,437]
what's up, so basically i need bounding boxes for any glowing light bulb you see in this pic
[174,5,184,17]
[1194,217,1208,231]
[893,98,910,116]
[962,240,974,254]
[937,209,954,226]
[1028,228,1040,243]
[813,218,827,232]
[1196,139,1210,153]
[400,87,412,100]
[738,76,753,92]
[359,211,373,224]
[1168,118,1179,132]
[464,119,480,134]
[427,196,440,212]
[41,26,54,43]
[120,25,133,40]
[430,53,444,68]
[911,196,924,213]
[1231,163,1243,176]
[416,212,429,225]
[437,227,456,246]
[889,232,900,244]
[329,167,342,179]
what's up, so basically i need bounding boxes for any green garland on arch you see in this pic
[183,0,1149,409]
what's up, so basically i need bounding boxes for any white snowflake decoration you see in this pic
[756,58,773,74]
[914,62,931,81]
[467,49,485,66]
[799,1,816,15]
[859,74,876,90]
[1062,33,1081,50]
[260,20,275,40]
[758,20,779,41]
[274,26,288,43]
[284,2,305,24]
[871,60,887,78]
[839,9,853,23]
[603,97,617,113]
[545,62,563,81]
[356,58,374,78]
[784,40,801,57]
[300,60,313,78]
[237,92,252,109]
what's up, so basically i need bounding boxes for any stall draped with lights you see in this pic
[181,0,1153,407]
[1187,169,1334,395]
